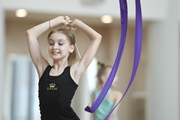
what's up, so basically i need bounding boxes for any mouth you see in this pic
[52,51,60,55]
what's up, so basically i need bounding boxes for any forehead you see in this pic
[49,32,69,42]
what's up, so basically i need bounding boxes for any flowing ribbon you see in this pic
[85,0,142,119]
[104,0,142,119]
[85,0,128,112]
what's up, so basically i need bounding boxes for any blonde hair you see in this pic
[47,26,77,65]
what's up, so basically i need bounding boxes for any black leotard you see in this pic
[39,65,80,120]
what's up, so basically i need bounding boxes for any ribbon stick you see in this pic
[85,0,128,113]
[104,0,142,119]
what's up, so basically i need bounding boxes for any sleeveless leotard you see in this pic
[38,65,80,120]
[94,89,119,120]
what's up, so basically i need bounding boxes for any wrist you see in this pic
[75,19,82,26]
[49,16,64,29]
[48,20,52,29]
[73,19,83,29]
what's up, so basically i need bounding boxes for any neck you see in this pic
[52,60,69,71]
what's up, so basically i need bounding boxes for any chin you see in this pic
[51,56,61,61]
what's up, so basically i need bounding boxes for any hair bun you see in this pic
[57,25,76,34]
[98,61,105,67]
[66,25,76,33]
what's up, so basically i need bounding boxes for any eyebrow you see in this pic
[48,39,65,42]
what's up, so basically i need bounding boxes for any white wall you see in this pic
[3,0,168,20]
[146,0,180,119]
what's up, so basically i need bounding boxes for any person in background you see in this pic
[91,62,122,120]
[26,16,102,120]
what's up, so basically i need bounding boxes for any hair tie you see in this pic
[49,20,52,29]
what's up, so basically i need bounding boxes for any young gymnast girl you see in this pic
[26,16,102,120]
[91,62,122,120]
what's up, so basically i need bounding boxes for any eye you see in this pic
[58,42,63,45]
[49,42,54,45]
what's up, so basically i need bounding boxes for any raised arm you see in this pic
[69,19,102,82]
[26,16,69,78]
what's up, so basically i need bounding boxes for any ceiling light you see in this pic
[15,9,27,17]
[101,15,113,24]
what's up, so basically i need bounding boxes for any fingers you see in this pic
[64,16,70,21]
[64,16,71,23]
[62,16,77,30]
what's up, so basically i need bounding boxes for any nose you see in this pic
[53,43,58,49]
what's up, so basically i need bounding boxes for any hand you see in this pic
[56,16,69,25]
[66,18,80,31]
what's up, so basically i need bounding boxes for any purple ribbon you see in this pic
[104,0,142,119]
[85,0,142,119]
[85,0,128,113]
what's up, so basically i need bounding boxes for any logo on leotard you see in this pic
[47,83,58,90]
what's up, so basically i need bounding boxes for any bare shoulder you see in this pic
[70,61,79,75]
[37,63,49,79]
[70,61,84,84]
[109,90,122,101]
[112,90,123,99]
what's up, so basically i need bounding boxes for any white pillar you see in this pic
[72,58,98,120]
[0,0,5,119]
[146,0,180,120]
[11,57,30,120]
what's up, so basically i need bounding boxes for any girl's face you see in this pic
[102,67,118,87]
[48,32,74,61]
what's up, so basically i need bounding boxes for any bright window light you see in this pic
[15,9,27,17]
[101,15,113,24]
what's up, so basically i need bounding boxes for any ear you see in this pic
[69,44,75,53]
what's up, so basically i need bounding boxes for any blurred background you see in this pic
[0,0,180,120]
